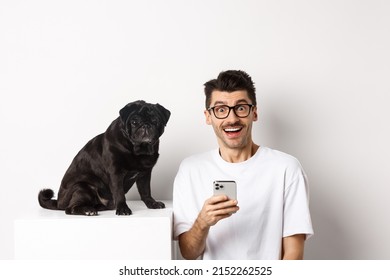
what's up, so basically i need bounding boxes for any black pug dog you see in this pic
[38,100,170,216]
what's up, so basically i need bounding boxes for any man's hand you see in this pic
[197,195,239,228]
[178,195,239,260]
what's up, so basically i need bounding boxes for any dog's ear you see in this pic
[155,103,171,126]
[119,100,145,123]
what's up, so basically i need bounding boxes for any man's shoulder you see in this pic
[260,146,302,168]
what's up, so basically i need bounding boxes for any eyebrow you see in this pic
[212,99,250,106]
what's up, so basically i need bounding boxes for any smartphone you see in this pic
[213,180,237,200]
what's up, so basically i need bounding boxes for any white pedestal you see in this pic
[14,201,173,260]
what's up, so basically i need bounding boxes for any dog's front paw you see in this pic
[116,203,132,215]
[144,199,165,209]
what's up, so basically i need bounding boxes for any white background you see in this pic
[1,0,389,259]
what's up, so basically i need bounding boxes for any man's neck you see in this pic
[219,142,259,163]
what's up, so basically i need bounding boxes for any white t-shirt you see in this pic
[173,146,314,260]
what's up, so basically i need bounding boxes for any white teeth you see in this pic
[224,128,241,132]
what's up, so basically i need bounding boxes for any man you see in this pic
[173,70,313,260]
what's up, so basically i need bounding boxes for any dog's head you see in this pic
[119,101,170,148]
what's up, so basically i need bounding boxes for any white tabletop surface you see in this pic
[16,200,173,220]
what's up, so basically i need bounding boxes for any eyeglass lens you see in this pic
[212,104,252,119]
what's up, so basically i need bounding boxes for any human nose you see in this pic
[225,107,239,121]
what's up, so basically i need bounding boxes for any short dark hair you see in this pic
[203,70,257,108]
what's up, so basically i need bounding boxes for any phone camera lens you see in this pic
[220,185,224,189]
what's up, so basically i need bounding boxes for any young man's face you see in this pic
[204,90,258,151]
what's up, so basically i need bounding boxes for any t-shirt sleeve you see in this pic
[283,160,314,239]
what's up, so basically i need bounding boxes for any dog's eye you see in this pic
[130,120,139,126]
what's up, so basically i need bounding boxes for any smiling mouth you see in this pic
[224,127,242,132]
[223,127,243,136]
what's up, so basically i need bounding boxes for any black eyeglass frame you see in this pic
[207,104,255,119]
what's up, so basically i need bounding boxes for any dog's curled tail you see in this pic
[38,189,59,210]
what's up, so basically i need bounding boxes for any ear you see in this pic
[204,109,212,125]
[252,106,258,122]
[119,101,144,123]
[156,103,171,125]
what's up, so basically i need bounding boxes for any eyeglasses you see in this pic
[207,104,254,119]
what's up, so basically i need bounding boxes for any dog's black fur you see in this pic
[38,100,170,215]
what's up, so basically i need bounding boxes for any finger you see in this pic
[215,211,237,222]
[207,195,229,204]
[199,204,239,227]
[212,199,238,210]
[209,203,240,216]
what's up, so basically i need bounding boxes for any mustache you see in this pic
[222,121,244,128]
